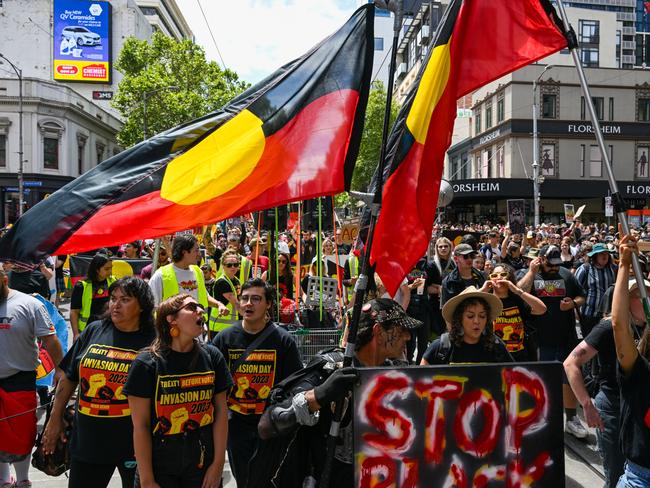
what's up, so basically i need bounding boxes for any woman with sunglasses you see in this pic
[261,245,294,300]
[42,277,156,488]
[489,264,547,362]
[208,250,242,339]
[124,294,232,488]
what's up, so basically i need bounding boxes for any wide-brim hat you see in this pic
[359,298,422,330]
[442,286,503,326]
[587,243,611,257]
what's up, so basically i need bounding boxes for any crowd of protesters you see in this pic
[1,216,650,487]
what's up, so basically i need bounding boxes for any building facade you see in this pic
[0,0,192,225]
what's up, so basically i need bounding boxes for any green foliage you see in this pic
[350,80,400,192]
[112,31,249,147]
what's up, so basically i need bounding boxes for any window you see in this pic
[579,144,585,177]
[589,145,602,177]
[0,135,5,167]
[609,97,614,121]
[408,40,417,69]
[475,110,481,134]
[541,94,556,118]
[497,95,504,123]
[96,143,105,166]
[637,145,650,178]
[78,144,84,175]
[485,102,493,129]
[638,98,650,122]
[496,145,505,178]
[374,37,384,51]
[461,154,469,179]
[579,20,600,44]
[43,137,58,169]
[581,97,604,120]
[486,149,492,178]
[580,47,599,68]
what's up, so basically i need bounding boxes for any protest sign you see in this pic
[354,362,564,487]
[573,204,586,220]
[507,199,526,235]
[564,204,575,223]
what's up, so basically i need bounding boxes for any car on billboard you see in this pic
[61,26,101,46]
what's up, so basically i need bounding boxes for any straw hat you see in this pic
[441,286,503,326]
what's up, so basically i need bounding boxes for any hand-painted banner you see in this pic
[354,362,564,487]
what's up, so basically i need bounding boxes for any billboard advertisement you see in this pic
[53,0,111,83]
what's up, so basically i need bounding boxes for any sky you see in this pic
[176,0,361,85]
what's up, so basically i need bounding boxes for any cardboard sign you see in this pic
[340,223,359,245]
[604,197,614,217]
[507,199,526,235]
[574,204,586,220]
[564,204,575,223]
[354,363,564,486]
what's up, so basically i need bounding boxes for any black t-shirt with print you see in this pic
[422,338,513,365]
[60,319,156,463]
[530,267,584,348]
[123,343,233,437]
[211,276,240,312]
[212,322,303,426]
[584,319,619,395]
[618,354,650,468]
[494,294,533,358]
[70,280,111,323]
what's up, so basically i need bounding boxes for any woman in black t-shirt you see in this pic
[421,286,512,365]
[42,277,156,488]
[125,294,232,488]
[610,232,650,485]
[70,253,114,341]
[490,264,547,362]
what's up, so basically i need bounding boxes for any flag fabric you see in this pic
[0,5,374,266]
[371,0,568,295]
[645,1,650,14]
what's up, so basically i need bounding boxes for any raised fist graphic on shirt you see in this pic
[169,407,189,435]
[87,373,107,397]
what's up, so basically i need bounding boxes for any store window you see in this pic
[638,98,650,122]
[589,145,602,178]
[43,137,59,170]
[581,96,604,121]
[474,110,481,135]
[485,102,493,129]
[374,37,384,51]
[496,94,505,123]
[579,144,585,177]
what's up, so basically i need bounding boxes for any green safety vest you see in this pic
[346,256,359,302]
[239,256,251,284]
[209,275,239,333]
[78,276,116,332]
[160,264,208,309]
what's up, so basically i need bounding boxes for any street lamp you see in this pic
[532,64,554,228]
[0,53,24,218]
[142,86,180,141]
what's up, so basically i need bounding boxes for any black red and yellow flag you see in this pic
[0,5,373,265]
[371,0,569,294]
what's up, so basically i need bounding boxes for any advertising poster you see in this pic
[354,363,564,487]
[564,203,575,223]
[53,0,111,83]
[507,199,526,235]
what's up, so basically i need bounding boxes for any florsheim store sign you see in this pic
[53,0,111,83]
[509,119,650,138]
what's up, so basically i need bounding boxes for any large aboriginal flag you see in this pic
[371,0,569,294]
[0,5,374,265]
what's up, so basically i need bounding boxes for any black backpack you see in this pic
[434,332,513,364]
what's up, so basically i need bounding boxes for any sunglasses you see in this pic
[224,263,240,268]
[239,294,263,305]
[179,301,204,313]
[489,271,509,280]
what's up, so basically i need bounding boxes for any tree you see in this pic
[112,31,249,147]
[350,80,400,192]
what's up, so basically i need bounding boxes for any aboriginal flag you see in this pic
[0,5,374,265]
[371,0,569,294]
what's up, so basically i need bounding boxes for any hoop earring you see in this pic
[170,326,180,338]
[264,311,271,322]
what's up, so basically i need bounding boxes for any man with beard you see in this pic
[0,264,63,487]
[518,244,587,439]
[249,298,421,488]
[441,244,486,306]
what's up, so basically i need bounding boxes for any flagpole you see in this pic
[555,0,650,323]
[320,1,403,487]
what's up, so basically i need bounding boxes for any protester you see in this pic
[122,241,142,259]
[432,237,455,278]
[404,258,436,364]
[6,259,54,300]
[421,286,512,364]
[479,230,502,263]
[261,242,294,300]
[342,250,360,306]
[251,298,421,487]
[139,245,170,282]
[226,232,252,284]
[70,253,114,341]
[42,277,156,488]
[610,230,650,487]
[0,264,63,488]
[208,249,241,339]
[440,244,486,305]
[560,237,575,269]
[517,244,588,439]
[125,294,232,487]
[212,278,303,488]
[489,264,546,361]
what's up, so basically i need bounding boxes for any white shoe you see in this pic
[565,415,588,439]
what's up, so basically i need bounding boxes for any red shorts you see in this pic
[0,373,37,457]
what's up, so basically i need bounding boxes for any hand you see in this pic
[42,416,65,455]
[618,224,637,268]
[582,399,604,430]
[479,281,494,293]
[313,367,359,406]
[141,481,161,488]
[529,257,541,274]
[72,331,79,342]
[559,297,574,311]
[201,462,224,488]
[505,281,521,294]
[217,302,229,316]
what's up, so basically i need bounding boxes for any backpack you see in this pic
[434,332,513,364]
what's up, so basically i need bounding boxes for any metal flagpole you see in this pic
[555,0,650,322]
[319,1,403,486]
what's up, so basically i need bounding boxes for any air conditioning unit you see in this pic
[419,25,430,45]
[396,63,407,77]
